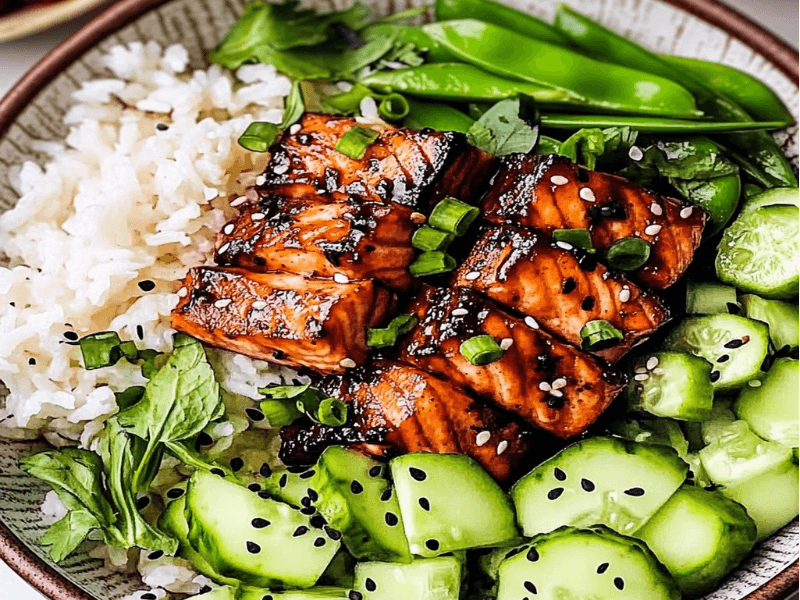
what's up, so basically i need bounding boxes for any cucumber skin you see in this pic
[740,187,799,214]
[735,358,799,448]
[354,556,463,600]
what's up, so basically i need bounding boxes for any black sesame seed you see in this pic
[147,550,164,560]
[369,465,382,478]
[547,487,564,500]
[724,338,745,349]
[64,331,79,341]
[380,488,392,502]
[310,515,327,529]
[349,592,363,600]
[365,578,377,592]
[325,526,342,541]
[314,537,327,547]
[301,496,312,508]
[136,496,151,510]
[142,595,157,600]
[251,518,270,529]
[307,488,319,502]
[425,539,440,551]
[197,432,214,446]
[260,463,272,478]
[258,491,271,499]
[710,370,721,383]
[293,526,309,537]
[246,541,261,554]
[28,358,36,365]
[717,354,730,363]
[553,467,567,481]
[561,277,577,294]
[166,488,184,500]
[279,474,288,488]
[350,480,364,494]
[138,280,156,292]
[409,467,427,481]
[156,123,169,131]
[526,547,540,562]
[136,325,144,340]
[299,469,316,479]
[418,497,431,511]
[301,506,316,516]
[246,408,266,421]
[385,512,399,526]
[210,468,225,477]
[287,465,308,473]
[230,457,244,472]
[614,577,625,590]
[624,487,645,497]
[597,562,609,574]
[524,581,537,594]
[263,596,274,600]
[581,478,596,492]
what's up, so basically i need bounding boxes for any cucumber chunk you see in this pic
[686,281,739,315]
[354,556,462,600]
[319,550,356,588]
[664,314,770,390]
[511,437,687,537]
[311,446,412,563]
[741,186,799,214]
[735,358,799,448]
[262,467,315,509]
[627,352,714,421]
[196,587,238,600]
[723,460,799,540]
[741,294,800,350]
[186,470,340,588]
[700,400,737,445]
[496,526,680,600]
[634,485,756,596]
[716,205,799,299]
[238,587,351,599]
[391,453,519,557]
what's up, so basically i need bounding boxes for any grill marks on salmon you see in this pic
[279,360,531,481]
[171,267,395,374]
[481,154,707,289]
[454,225,670,363]
[257,113,496,211]
[215,194,417,292]
[400,286,626,438]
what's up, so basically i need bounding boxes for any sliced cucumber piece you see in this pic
[716,204,799,299]
[496,526,680,600]
[741,294,800,350]
[238,587,351,599]
[216,430,278,479]
[741,186,799,214]
[664,314,770,390]
[700,399,737,445]
[723,460,799,540]
[354,556,462,600]
[627,352,714,421]
[391,453,519,558]
[735,358,799,448]
[686,281,739,315]
[635,485,756,596]
[511,437,687,537]
[186,470,339,588]
[311,446,412,563]
[319,550,356,589]
[196,587,238,600]
[262,467,315,509]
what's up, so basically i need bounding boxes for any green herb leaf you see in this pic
[280,81,305,130]
[466,97,539,156]
[38,509,101,562]
[556,127,638,170]
[260,399,305,427]
[259,382,348,427]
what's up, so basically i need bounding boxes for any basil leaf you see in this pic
[467,98,539,156]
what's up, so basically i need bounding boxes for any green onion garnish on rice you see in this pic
[238,121,280,152]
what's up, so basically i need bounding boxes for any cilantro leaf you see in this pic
[467,98,539,156]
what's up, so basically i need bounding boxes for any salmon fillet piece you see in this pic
[453,225,670,363]
[171,267,395,374]
[278,360,531,482]
[481,154,707,289]
[400,285,626,438]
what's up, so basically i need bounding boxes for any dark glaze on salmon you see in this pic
[453,225,670,363]
[257,113,497,211]
[171,267,395,374]
[279,360,531,482]
[481,154,707,289]
[400,285,627,438]
[215,194,416,292]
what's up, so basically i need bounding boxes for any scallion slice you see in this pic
[118,340,139,361]
[336,125,380,159]
[460,335,504,366]
[412,226,455,252]
[409,251,457,277]
[553,228,595,252]
[260,399,304,427]
[388,314,418,336]
[367,327,398,348]
[606,237,651,271]
[428,197,480,236]
[238,122,280,152]
[580,320,624,351]
[317,397,348,427]
[378,94,410,122]
[78,331,122,370]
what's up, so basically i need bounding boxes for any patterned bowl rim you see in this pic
[0,0,797,598]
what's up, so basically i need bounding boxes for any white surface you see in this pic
[0,1,796,599]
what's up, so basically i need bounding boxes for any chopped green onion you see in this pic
[580,320,624,351]
[378,94,411,122]
[336,125,380,159]
[317,397,348,427]
[409,251,457,277]
[172,332,199,348]
[388,314,418,336]
[78,331,122,370]
[412,226,455,252]
[553,228,595,252]
[118,341,139,361]
[606,237,651,271]
[686,281,739,315]
[138,349,163,379]
[238,122,280,152]
[428,197,480,236]
[260,399,304,427]
[367,327,398,348]
[460,335,504,366]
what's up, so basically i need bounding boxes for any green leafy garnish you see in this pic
[467,97,539,156]
[281,80,305,129]
[258,382,348,427]
[555,126,638,170]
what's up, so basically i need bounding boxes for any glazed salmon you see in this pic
[257,113,497,211]
[481,154,707,289]
[279,360,531,482]
[215,194,417,292]
[171,267,395,374]
[399,286,626,438]
[453,225,670,363]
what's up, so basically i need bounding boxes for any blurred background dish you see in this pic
[0,0,109,43]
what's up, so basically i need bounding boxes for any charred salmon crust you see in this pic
[171,267,395,374]
[454,225,670,363]
[481,153,707,289]
[400,285,626,438]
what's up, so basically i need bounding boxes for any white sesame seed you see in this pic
[556,241,574,250]
[628,146,644,161]
[465,271,481,281]
[272,164,288,175]
[339,358,356,369]
[646,387,658,396]
[231,196,248,207]
[635,366,648,374]
[680,206,694,219]
[255,175,266,185]
[619,289,631,302]
[500,338,514,350]
[525,316,540,329]
[549,389,564,398]
[653,368,666,375]
[251,212,266,221]
[177,287,188,298]
[646,356,659,370]
[452,308,469,316]
[252,301,267,310]
[579,187,596,202]
[333,273,350,284]
[748,379,762,388]
[552,377,567,390]
[634,373,649,382]
[538,381,551,392]
[644,224,662,236]
[497,441,509,455]
[410,212,427,224]
[650,203,663,216]
[476,431,491,447]
[223,223,235,235]
[214,298,232,308]
[218,242,231,254]
[550,175,569,186]
[289,124,302,135]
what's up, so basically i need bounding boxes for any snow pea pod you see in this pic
[422,20,702,118]
[553,4,796,187]
[403,98,475,133]
[660,55,794,126]
[540,114,785,133]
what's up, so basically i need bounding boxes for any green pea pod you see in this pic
[660,55,794,126]
[361,63,579,105]
[553,4,796,187]
[435,0,570,46]
[540,114,785,133]
[422,20,702,118]
[403,98,475,133]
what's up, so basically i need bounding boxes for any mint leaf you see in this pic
[467,98,539,156]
